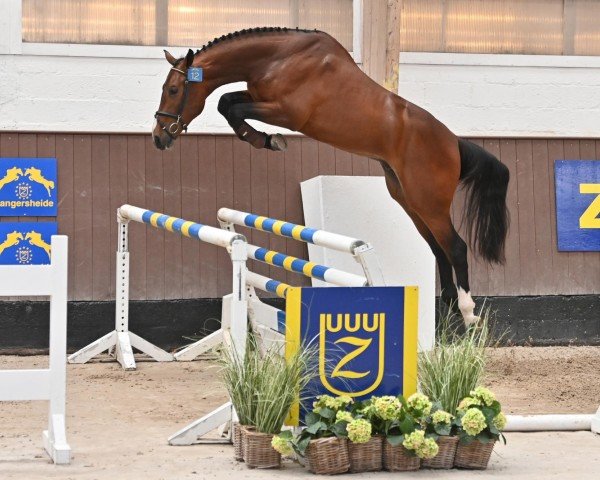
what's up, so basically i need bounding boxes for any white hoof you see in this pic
[463,314,481,327]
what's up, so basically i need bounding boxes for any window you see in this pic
[22,0,355,51]
[400,0,600,56]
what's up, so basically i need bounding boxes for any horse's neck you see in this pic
[198,40,278,90]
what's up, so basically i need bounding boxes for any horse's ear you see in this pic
[185,48,195,67]
[164,50,177,66]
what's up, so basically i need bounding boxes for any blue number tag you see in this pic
[187,67,203,82]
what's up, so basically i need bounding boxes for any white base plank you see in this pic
[168,402,232,446]
[174,329,223,362]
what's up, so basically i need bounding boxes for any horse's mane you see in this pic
[195,26,320,55]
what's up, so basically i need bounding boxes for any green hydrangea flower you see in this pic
[407,393,433,416]
[314,394,353,411]
[471,386,497,406]
[271,435,293,456]
[336,410,353,423]
[461,408,487,436]
[432,410,453,425]
[493,412,507,431]
[402,430,425,451]
[457,396,482,414]
[347,418,372,444]
[372,396,402,420]
[416,437,439,459]
[313,394,335,410]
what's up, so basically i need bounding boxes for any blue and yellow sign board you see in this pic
[0,222,57,265]
[0,158,58,216]
[555,160,600,251]
[285,286,418,425]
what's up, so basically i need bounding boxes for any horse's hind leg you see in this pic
[380,162,458,309]
[217,91,287,151]
[427,216,479,326]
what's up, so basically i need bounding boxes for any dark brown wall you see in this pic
[1,132,598,300]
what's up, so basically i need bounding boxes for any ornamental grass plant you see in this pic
[219,334,315,434]
[418,306,495,416]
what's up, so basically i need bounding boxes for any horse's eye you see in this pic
[168,86,179,95]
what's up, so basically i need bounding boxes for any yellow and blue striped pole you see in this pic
[246,244,366,287]
[119,205,245,248]
[218,208,365,254]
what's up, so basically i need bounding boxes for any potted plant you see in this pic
[381,393,439,471]
[282,394,353,474]
[335,406,380,473]
[454,386,507,469]
[422,407,458,469]
[220,338,312,468]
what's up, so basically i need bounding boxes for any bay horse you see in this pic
[152,27,509,326]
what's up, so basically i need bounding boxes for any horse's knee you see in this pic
[217,96,230,116]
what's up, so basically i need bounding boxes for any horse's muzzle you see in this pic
[153,133,173,151]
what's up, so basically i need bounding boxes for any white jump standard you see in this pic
[68,204,249,370]
[0,236,71,464]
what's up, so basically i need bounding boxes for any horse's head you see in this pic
[152,49,207,150]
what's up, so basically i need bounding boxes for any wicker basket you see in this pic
[348,435,383,473]
[232,423,244,462]
[240,425,255,462]
[421,436,459,469]
[383,440,420,471]
[244,430,281,469]
[305,437,350,475]
[454,439,496,469]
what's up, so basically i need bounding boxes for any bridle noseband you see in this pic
[154,67,190,139]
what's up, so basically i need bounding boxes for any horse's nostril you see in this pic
[153,135,163,150]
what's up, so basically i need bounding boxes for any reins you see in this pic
[154,67,190,139]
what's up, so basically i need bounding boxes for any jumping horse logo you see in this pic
[0,168,24,191]
[0,231,24,256]
[24,167,55,197]
[0,230,52,263]
[0,166,55,197]
[25,231,52,260]
[319,312,386,397]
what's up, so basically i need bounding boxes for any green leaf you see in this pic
[305,412,319,426]
[386,435,404,447]
[278,430,293,440]
[306,421,326,435]
[296,436,311,456]
[319,407,335,419]
[330,422,348,438]
[435,424,451,436]
[398,417,415,434]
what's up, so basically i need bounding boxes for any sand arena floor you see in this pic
[1,346,599,479]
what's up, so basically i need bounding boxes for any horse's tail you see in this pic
[458,138,510,264]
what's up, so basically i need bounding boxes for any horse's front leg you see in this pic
[218,93,288,151]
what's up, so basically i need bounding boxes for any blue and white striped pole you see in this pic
[120,204,245,248]
[218,208,365,254]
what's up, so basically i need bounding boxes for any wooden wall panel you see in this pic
[1,133,598,301]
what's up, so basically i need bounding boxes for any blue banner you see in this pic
[0,223,57,265]
[555,160,600,251]
[285,286,418,425]
[0,158,58,216]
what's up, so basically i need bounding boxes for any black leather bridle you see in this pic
[154,67,190,139]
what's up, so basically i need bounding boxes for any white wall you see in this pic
[301,176,436,351]
[398,52,600,138]
[0,52,296,134]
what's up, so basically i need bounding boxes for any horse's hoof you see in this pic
[463,314,481,327]
[268,134,287,151]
